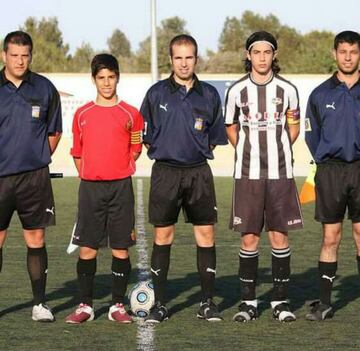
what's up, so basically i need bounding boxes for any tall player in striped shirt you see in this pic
[225,31,303,323]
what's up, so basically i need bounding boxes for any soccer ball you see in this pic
[128,280,155,318]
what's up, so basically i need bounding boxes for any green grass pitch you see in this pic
[0,177,359,350]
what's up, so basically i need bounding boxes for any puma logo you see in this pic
[326,102,335,110]
[159,103,168,112]
[322,274,335,283]
[46,207,55,215]
[151,268,161,276]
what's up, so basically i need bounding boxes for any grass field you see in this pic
[1,177,360,351]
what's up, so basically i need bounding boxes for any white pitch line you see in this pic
[136,179,156,351]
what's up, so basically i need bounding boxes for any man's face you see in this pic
[247,42,275,76]
[333,42,360,75]
[2,43,31,81]
[93,68,118,101]
[170,43,197,82]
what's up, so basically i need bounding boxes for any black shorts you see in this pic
[73,177,136,249]
[149,162,217,226]
[0,167,55,231]
[230,178,303,233]
[315,160,360,223]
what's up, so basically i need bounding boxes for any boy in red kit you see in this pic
[66,54,144,324]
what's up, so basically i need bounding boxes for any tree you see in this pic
[69,42,95,73]
[135,16,189,73]
[107,29,131,58]
[214,11,304,73]
[21,17,70,72]
[204,50,244,73]
[296,31,335,73]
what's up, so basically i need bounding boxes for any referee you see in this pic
[141,34,228,323]
[0,31,62,322]
[305,31,360,321]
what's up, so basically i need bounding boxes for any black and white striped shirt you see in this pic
[225,74,300,179]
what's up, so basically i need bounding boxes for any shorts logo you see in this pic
[46,207,55,215]
[194,118,204,131]
[272,97,282,105]
[32,105,40,118]
[287,218,302,225]
[305,118,312,132]
[233,216,242,225]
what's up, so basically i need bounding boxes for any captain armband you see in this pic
[131,130,142,144]
[286,109,300,125]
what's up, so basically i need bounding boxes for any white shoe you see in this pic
[32,303,55,322]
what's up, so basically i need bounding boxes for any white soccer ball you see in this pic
[129,280,155,318]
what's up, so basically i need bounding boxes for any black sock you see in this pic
[77,257,96,306]
[271,247,291,301]
[319,261,337,305]
[27,246,48,305]
[111,256,131,305]
[197,245,216,301]
[357,256,360,275]
[151,243,171,304]
[239,249,259,301]
[0,247,2,273]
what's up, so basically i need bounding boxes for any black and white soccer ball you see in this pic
[129,280,155,318]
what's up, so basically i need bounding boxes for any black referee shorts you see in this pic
[0,167,55,231]
[73,177,136,249]
[149,162,217,226]
[315,160,360,223]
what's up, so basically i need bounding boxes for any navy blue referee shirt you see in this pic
[305,72,360,163]
[0,69,62,177]
[140,74,227,166]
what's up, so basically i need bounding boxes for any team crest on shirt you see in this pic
[305,118,312,131]
[32,105,40,118]
[126,119,133,131]
[194,118,204,131]
[272,97,283,105]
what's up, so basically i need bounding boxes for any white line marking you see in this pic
[136,179,156,351]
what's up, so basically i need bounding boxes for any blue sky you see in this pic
[0,0,358,54]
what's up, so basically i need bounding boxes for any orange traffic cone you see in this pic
[299,162,316,204]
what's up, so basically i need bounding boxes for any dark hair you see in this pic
[244,31,280,73]
[3,31,33,54]
[334,30,360,50]
[91,53,119,78]
[169,34,198,57]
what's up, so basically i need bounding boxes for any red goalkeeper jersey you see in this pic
[71,100,144,180]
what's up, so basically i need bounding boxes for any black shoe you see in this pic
[197,298,223,322]
[305,300,334,321]
[272,302,296,322]
[233,302,258,322]
[144,302,169,324]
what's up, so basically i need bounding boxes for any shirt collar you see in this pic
[0,68,33,87]
[168,73,203,95]
[330,71,360,88]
